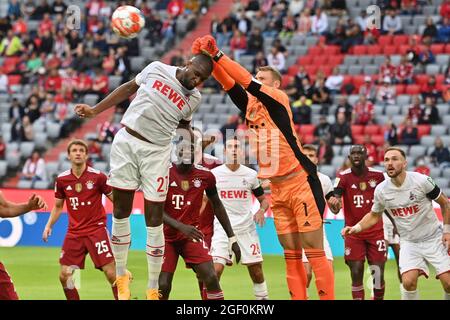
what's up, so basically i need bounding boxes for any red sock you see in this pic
[198,281,207,300]
[373,282,385,300]
[284,250,307,300]
[63,288,80,300]
[112,285,118,300]
[351,283,365,300]
[304,249,335,300]
[206,290,224,300]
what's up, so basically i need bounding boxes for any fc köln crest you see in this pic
[75,183,83,193]
[181,180,190,191]
[359,182,367,191]
[86,180,94,190]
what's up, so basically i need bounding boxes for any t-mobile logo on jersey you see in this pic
[353,195,364,208]
[69,197,79,210]
[172,194,185,210]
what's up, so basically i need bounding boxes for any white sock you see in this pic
[445,292,450,300]
[401,289,419,300]
[146,224,164,289]
[253,281,269,300]
[111,217,131,276]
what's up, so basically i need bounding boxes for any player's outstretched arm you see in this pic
[43,198,64,242]
[162,212,204,242]
[254,191,269,227]
[0,192,47,218]
[341,211,381,236]
[434,192,450,247]
[75,79,139,118]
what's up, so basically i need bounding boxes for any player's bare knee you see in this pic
[59,270,71,285]
[402,276,418,291]
[202,271,220,288]
[113,208,131,219]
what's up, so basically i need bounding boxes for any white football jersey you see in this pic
[318,172,333,198]
[212,164,261,232]
[372,171,442,242]
[121,61,201,146]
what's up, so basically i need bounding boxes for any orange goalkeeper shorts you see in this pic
[270,167,323,235]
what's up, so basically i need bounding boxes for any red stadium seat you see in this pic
[2,57,20,74]
[393,35,409,45]
[405,85,421,95]
[430,44,445,55]
[288,65,299,76]
[298,56,312,65]
[353,45,367,55]
[395,84,406,94]
[351,125,364,135]
[435,74,445,84]
[323,45,340,55]
[313,56,328,65]
[281,75,293,88]
[398,45,410,55]
[7,75,21,85]
[364,125,380,135]
[383,45,397,55]
[352,75,366,91]
[320,66,333,76]
[378,35,393,46]
[367,45,382,55]
[417,125,431,138]
[414,74,429,86]
[308,46,323,56]
[353,135,364,145]
[446,44,450,53]
[305,65,318,76]
[298,124,315,135]
[372,135,385,146]
[328,55,344,66]
[300,134,315,144]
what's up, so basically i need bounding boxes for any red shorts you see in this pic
[344,233,387,263]
[60,227,114,270]
[0,262,19,300]
[162,239,212,273]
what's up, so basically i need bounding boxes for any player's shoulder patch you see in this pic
[194,164,211,172]
[57,169,71,178]
[87,167,101,174]
[368,167,383,173]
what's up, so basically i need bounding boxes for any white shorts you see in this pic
[383,215,400,245]
[211,224,263,266]
[108,127,172,202]
[302,227,333,262]
[399,233,450,278]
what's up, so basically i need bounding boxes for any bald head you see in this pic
[177,54,213,90]
[191,54,213,75]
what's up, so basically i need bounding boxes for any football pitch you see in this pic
[0,246,444,300]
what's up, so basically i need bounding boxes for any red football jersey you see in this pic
[164,164,217,242]
[55,167,112,237]
[199,154,222,236]
[335,167,385,238]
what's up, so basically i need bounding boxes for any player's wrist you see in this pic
[444,224,450,234]
[228,235,237,244]
[352,223,362,233]
[213,50,224,62]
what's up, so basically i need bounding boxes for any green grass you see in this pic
[0,246,445,300]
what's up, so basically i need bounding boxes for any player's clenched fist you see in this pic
[74,104,96,118]
[341,224,362,237]
[199,35,219,57]
[191,37,202,55]
[28,194,48,211]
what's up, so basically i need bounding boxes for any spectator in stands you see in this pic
[313,115,331,143]
[236,9,252,34]
[437,17,450,43]
[114,46,131,83]
[329,112,353,145]
[401,0,420,15]
[289,0,304,16]
[12,16,27,35]
[230,30,247,63]
[252,51,268,74]
[217,13,236,47]
[97,121,117,144]
[7,0,21,18]
[285,76,300,102]
[400,119,419,146]
[405,35,420,65]
[376,76,396,105]
[0,136,5,160]
[246,28,264,55]
[44,68,62,94]
[246,0,260,14]
[422,16,438,43]
[382,9,403,35]
[352,95,375,125]
[31,0,52,20]
[294,65,309,89]
[170,49,186,67]
[251,10,267,32]
[40,93,56,121]
[419,96,440,125]
[440,0,450,20]
[379,56,396,80]
[363,134,379,166]
[161,15,177,48]
[430,136,450,169]
[0,29,23,57]
[325,66,344,95]
[445,63,450,85]
[384,120,398,146]
[25,96,41,124]
[21,0,36,18]
[52,0,67,15]
[335,96,353,123]
[167,0,184,17]
[9,98,24,123]
[418,43,436,67]
[311,7,328,35]
[231,0,245,16]
[147,13,163,46]
[20,150,47,188]
[102,48,116,75]
[87,137,103,163]
[220,115,239,142]
[407,95,423,124]
[414,156,431,176]
[318,137,334,165]
[421,75,442,102]
[297,8,312,35]
[11,115,33,142]
[396,54,414,84]
[279,13,298,39]
[359,76,377,102]
[0,69,7,93]
[291,95,312,125]
[267,46,286,73]
[342,22,364,53]
[312,78,332,113]
[91,68,109,102]
[73,72,93,99]
[355,10,367,31]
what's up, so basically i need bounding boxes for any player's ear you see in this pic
[273,80,281,89]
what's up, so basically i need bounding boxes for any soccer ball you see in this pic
[111,5,145,39]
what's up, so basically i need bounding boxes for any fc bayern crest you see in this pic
[86,180,94,190]
[368,179,377,188]
[345,247,351,256]
[193,178,202,188]
[359,182,367,191]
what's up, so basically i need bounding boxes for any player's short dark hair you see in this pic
[192,54,213,75]
[302,144,318,154]
[385,146,406,159]
[67,139,88,154]
[257,66,282,83]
